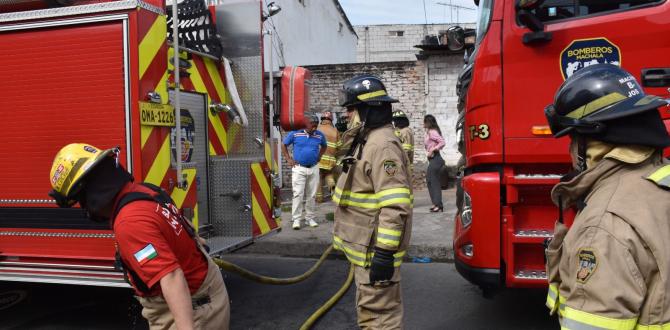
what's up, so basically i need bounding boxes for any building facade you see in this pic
[264,0,357,70]
[355,23,475,63]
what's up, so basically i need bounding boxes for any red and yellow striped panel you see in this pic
[167,49,242,156]
[251,162,279,236]
[137,10,199,227]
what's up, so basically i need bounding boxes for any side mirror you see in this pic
[446,26,465,52]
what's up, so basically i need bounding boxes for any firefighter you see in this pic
[543,64,670,329]
[392,110,414,164]
[334,74,412,329]
[48,143,230,330]
[316,110,339,203]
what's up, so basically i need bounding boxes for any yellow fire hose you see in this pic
[212,245,354,329]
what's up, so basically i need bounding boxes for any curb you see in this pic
[232,239,454,263]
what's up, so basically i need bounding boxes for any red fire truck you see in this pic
[0,0,308,288]
[452,0,670,292]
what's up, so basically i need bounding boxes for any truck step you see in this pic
[515,230,552,238]
[515,269,547,280]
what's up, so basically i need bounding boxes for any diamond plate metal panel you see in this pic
[215,0,265,157]
[228,55,264,156]
[209,157,253,252]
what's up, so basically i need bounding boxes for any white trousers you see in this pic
[291,165,320,222]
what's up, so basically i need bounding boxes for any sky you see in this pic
[339,0,478,26]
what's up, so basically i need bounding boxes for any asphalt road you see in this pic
[0,255,558,330]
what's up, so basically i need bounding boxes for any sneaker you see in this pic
[292,220,301,230]
[307,219,319,227]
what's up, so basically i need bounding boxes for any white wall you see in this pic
[263,0,358,71]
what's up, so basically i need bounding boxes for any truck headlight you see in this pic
[461,191,472,228]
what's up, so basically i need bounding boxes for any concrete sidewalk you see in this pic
[233,188,457,262]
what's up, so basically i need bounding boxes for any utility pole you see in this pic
[436,1,475,24]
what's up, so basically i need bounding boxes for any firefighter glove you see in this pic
[369,247,395,283]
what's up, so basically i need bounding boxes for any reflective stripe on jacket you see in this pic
[546,147,670,330]
[333,124,412,268]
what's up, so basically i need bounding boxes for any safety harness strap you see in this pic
[112,183,200,294]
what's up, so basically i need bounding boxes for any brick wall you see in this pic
[280,55,462,188]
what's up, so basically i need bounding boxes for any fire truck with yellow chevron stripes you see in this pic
[0,0,301,287]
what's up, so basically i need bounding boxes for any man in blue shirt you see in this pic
[281,113,327,229]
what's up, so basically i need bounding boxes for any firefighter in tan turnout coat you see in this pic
[334,74,412,329]
[544,64,670,330]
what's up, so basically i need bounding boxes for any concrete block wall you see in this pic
[355,24,475,63]
[280,55,463,188]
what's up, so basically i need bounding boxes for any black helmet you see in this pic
[339,75,398,107]
[545,64,670,147]
[392,110,407,118]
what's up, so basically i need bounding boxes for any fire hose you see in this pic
[212,245,354,329]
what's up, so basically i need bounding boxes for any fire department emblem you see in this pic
[576,248,598,283]
[560,38,621,80]
[170,109,195,164]
[383,160,397,177]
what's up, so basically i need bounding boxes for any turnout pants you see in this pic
[291,165,320,222]
[354,265,404,330]
[316,169,335,202]
[137,258,230,330]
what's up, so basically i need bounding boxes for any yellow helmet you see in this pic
[49,143,117,201]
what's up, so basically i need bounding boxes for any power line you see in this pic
[422,0,428,25]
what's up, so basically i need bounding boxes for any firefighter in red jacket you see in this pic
[48,143,230,330]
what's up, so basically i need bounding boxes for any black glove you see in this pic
[369,247,395,283]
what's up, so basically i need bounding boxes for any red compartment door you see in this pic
[1,20,129,205]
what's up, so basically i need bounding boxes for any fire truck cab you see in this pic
[453,0,670,291]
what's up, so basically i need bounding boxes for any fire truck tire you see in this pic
[299,263,354,330]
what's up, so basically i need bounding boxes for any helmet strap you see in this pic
[576,135,587,172]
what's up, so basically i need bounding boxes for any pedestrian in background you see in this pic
[544,64,670,329]
[335,75,412,329]
[48,143,230,330]
[316,111,339,203]
[424,114,445,212]
[281,113,327,229]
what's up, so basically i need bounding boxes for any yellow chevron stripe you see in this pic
[141,125,154,149]
[209,142,215,155]
[209,111,228,154]
[145,136,171,185]
[251,163,271,205]
[170,168,195,208]
[139,16,166,79]
[204,58,227,102]
[156,71,169,106]
[252,193,271,234]
[193,202,199,231]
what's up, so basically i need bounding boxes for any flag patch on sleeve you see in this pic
[134,244,158,265]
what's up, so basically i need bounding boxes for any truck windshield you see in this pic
[475,0,494,44]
